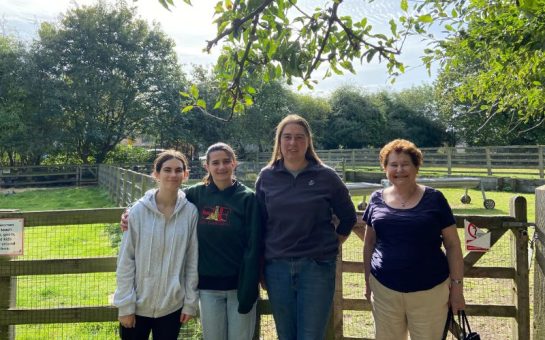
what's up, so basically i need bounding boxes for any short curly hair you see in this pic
[379,139,423,169]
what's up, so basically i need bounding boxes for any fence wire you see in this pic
[1,210,531,339]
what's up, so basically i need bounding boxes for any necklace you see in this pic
[398,187,418,207]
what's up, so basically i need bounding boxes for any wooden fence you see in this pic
[98,165,157,207]
[0,197,531,339]
[250,145,545,178]
[0,165,98,188]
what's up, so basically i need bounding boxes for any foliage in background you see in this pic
[418,0,545,145]
[33,1,186,164]
[0,36,60,166]
[103,144,155,164]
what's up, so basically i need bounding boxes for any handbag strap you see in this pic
[459,310,473,334]
[442,308,453,340]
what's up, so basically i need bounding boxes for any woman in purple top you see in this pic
[363,139,465,340]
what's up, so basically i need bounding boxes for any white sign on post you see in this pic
[0,218,24,256]
[464,219,491,252]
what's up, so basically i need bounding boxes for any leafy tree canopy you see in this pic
[431,0,545,138]
[160,0,543,135]
[34,0,186,164]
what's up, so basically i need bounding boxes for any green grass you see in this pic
[0,186,115,211]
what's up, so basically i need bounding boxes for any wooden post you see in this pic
[0,257,16,340]
[140,174,146,198]
[509,196,529,340]
[325,246,343,340]
[75,166,80,187]
[130,171,136,204]
[485,147,492,176]
[122,170,129,207]
[114,167,119,205]
[538,145,544,179]
[351,150,355,170]
[534,186,545,339]
[447,147,452,176]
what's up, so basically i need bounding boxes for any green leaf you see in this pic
[218,21,229,34]
[179,91,190,98]
[196,99,207,109]
[190,84,199,98]
[389,19,397,36]
[400,0,408,12]
[417,14,433,23]
[181,105,193,113]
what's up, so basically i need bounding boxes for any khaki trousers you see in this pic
[369,275,450,340]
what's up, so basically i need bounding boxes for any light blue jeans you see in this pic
[264,257,337,340]
[199,289,256,340]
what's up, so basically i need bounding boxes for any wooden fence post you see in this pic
[538,145,544,179]
[534,185,545,339]
[130,171,136,204]
[485,147,492,176]
[122,170,129,206]
[509,196,529,340]
[447,147,452,176]
[325,246,343,340]
[0,257,16,340]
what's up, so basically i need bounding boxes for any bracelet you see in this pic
[451,279,463,285]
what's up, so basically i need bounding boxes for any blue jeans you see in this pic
[199,289,256,340]
[264,257,336,340]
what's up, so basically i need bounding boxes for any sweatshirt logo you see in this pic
[308,179,315,186]
[201,205,230,225]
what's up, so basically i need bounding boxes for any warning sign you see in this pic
[464,219,490,252]
[0,218,24,256]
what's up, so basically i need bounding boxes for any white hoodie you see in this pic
[114,188,199,318]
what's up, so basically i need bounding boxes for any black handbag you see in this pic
[442,309,481,340]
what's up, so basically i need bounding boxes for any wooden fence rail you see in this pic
[250,145,545,178]
[0,197,530,339]
[0,165,98,188]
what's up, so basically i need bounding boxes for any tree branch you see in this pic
[303,2,340,81]
[205,0,275,52]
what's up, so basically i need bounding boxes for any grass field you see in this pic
[1,185,537,339]
[0,186,114,211]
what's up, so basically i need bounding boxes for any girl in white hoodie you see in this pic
[114,150,199,339]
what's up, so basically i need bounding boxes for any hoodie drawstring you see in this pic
[147,214,156,275]
[166,210,179,275]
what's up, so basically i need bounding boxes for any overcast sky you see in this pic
[0,0,440,95]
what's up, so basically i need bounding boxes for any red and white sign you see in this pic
[465,219,490,252]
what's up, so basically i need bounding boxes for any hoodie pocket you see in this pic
[136,276,157,307]
[159,275,184,310]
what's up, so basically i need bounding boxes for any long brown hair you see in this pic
[202,142,237,185]
[267,114,322,166]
